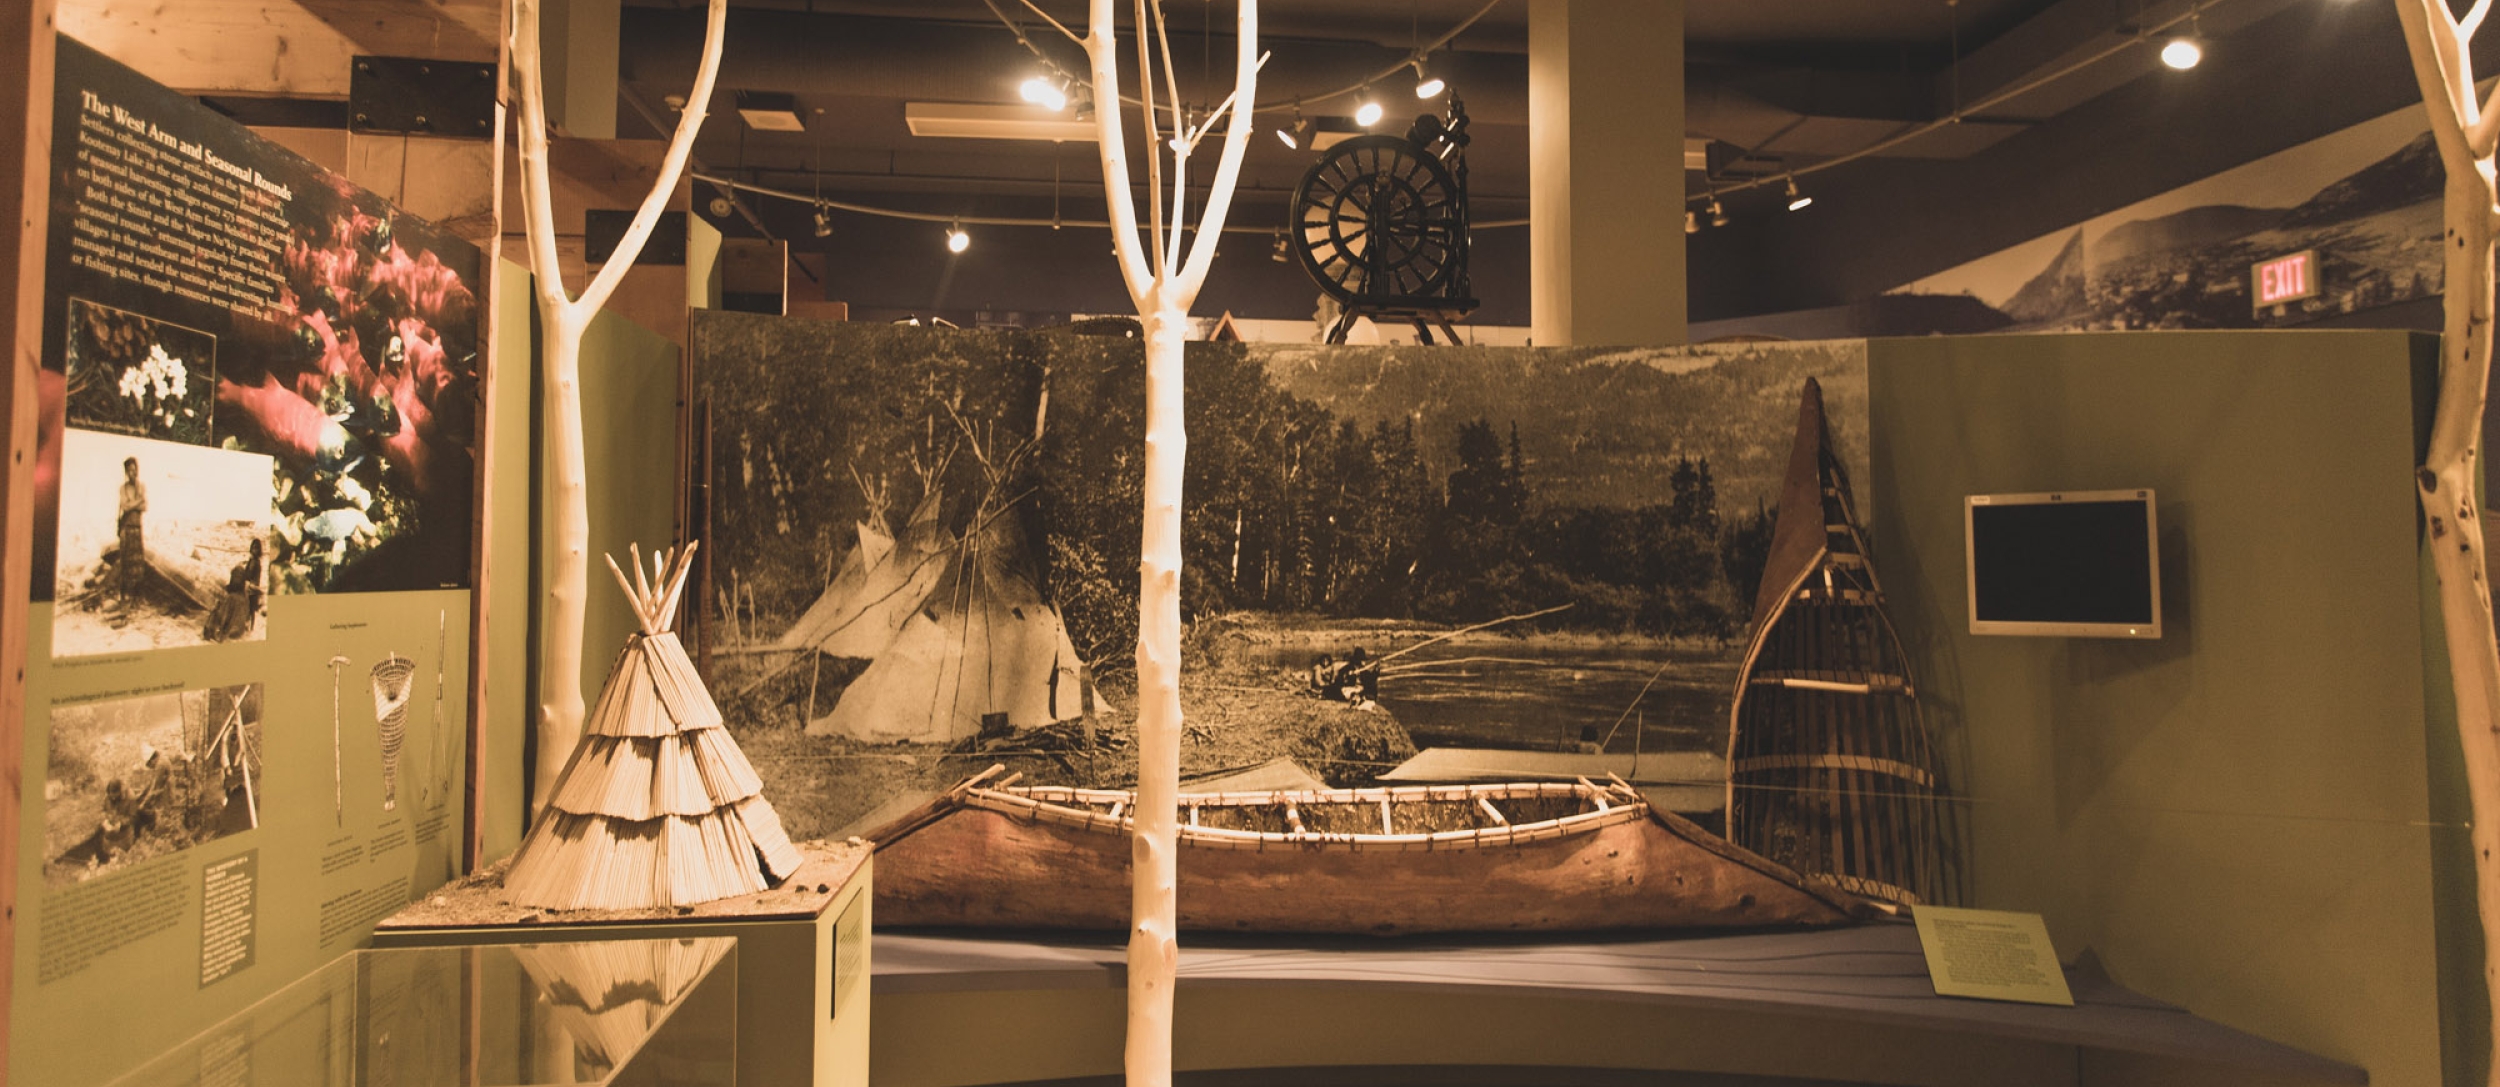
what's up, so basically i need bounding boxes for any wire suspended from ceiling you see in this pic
[977,0,1504,115]
[714,0,2241,238]
[1694,0,2231,210]
[689,169,1531,234]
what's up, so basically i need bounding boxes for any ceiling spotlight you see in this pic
[2160,32,2202,70]
[946,223,971,253]
[1019,76,1069,112]
[1784,177,1812,212]
[1684,210,1699,235]
[812,200,833,238]
[1412,58,1445,99]
[2161,6,2205,70]
[1707,198,1729,228]
[1354,96,1384,128]
[1278,107,1311,149]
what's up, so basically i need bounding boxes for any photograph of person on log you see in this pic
[50,429,274,656]
[690,313,1867,842]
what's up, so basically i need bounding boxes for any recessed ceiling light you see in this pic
[735,91,806,132]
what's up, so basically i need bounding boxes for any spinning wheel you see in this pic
[1293,136,1465,304]
[1287,103,1479,344]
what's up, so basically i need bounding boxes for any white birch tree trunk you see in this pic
[2392,3,2500,1082]
[509,0,726,810]
[1077,4,1259,1084]
[1128,302,1188,1083]
[535,309,590,804]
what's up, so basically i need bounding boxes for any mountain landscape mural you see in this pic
[1885,106,2442,333]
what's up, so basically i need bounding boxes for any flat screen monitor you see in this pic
[1965,490,2161,638]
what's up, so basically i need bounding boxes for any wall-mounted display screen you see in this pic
[1965,490,2160,638]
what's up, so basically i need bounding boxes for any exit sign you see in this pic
[2253,250,2318,311]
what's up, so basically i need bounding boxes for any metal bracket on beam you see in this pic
[349,57,497,138]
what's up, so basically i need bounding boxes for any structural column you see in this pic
[1529,0,1684,347]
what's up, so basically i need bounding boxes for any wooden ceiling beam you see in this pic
[58,0,500,98]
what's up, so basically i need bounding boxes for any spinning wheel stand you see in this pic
[1289,102,1479,345]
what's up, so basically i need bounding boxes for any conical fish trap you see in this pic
[370,655,417,811]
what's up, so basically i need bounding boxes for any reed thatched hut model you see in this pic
[504,543,804,910]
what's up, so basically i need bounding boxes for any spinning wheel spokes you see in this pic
[1289,134,1467,303]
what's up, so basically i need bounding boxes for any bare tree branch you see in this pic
[2399,0,2478,168]
[1087,4,1156,302]
[1134,0,1168,276]
[1175,3,1261,298]
[2471,77,2500,156]
[510,0,570,312]
[578,0,727,316]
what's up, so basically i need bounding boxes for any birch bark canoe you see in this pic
[868,774,1873,934]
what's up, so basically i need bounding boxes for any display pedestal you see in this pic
[109,937,741,1087]
[375,841,872,1087]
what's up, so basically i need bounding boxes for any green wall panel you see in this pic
[1866,329,2451,1087]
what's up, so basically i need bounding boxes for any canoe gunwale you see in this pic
[960,779,1653,853]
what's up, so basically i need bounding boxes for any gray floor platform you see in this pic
[875,921,2364,1085]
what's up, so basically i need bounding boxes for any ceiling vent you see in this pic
[904,102,1098,142]
[736,91,807,132]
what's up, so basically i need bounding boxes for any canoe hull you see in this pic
[875,802,1867,935]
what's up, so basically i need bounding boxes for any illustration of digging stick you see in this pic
[327,654,350,825]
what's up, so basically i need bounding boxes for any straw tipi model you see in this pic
[505,542,804,910]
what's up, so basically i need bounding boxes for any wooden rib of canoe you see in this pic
[1725,376,1953,908]
[866,767,1878,935]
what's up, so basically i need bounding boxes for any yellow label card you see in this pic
[1912,905,2076,1006]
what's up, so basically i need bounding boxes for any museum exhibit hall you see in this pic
[1,0,2495,1084]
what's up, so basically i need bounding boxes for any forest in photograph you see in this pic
[691,313,1866,840]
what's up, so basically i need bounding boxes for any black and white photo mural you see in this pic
[1884,101,2440,331]
[689,312,1868,841]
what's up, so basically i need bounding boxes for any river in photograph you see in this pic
[1241,637,1739,755]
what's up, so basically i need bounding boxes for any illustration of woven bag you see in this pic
[370,655,418,811]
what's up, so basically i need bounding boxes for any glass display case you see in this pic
[106,937,738,1087]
